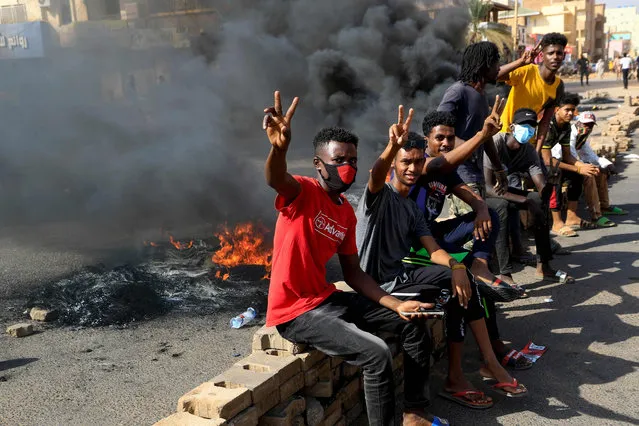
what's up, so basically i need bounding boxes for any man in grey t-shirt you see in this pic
[356,110,528,407]
[484,108,564,288]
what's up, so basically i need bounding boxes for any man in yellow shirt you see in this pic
[499,33,567,154]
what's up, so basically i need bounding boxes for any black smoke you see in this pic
[0,0,469,245]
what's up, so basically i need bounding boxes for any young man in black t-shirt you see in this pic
[540,93,599,238]
[406,109,533,371]
[357,106,527,409]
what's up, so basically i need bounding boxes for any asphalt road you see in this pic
[0,77,638,426]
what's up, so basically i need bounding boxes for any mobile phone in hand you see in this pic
[400,308,444,317]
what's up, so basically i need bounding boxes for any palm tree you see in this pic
[466,0,513,53]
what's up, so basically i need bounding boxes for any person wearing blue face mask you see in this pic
[483,108,574,295]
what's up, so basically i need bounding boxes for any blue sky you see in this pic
[598,0,639,8]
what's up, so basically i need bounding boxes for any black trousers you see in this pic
[395,265,485,343]
[487,189,553,274]
[550,170,582,211]
[580,71,589,85]
[623,68,630,89]
[277,291,431,425]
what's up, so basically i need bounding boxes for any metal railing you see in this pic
[147,0,216,15]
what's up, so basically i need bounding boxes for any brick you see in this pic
[305,379,333,398]
[259,396,306,426]
[178,382,251,420]
[252,326,306,354]
[296,350,326,371]
[280,372,304,401]
[256,388,281,417]
[29,307,59,322]
[340,363,360,379]
[234,351,301,384]
[331,367,341,386]
[212,368,278,408]
[336,378,360,405]
[341,393,361,411]
[304,367,319,388]
[6,323,34,337]
[154,412,227,425]
[291,417,305,426]
[392,353,404,372]
[320,399,342,426]
[344,403,363,425]
[305,397,324,426]
[333,418,346,426]
[227,406,259,426]
[329,357,343,369]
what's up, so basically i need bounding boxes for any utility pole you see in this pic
[512,0,519,60]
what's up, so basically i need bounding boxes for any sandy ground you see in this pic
[1,77,639,426]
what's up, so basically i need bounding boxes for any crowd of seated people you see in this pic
[261,31,628,426]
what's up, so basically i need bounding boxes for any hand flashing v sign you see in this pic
[481,95,506,139]
[388,105,415,149]
[263,91,300,151]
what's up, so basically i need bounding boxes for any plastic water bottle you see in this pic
[230,307,257,329]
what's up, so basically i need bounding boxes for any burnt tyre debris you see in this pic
[26,240,269,327]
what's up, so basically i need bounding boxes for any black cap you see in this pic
[512,108,538,126]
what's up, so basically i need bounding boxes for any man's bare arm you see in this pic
[369,106,414,194]
[484,167,527,203]
[263,91,301,203]
[535,108,554,154]
[498,41,541,81]
[424,96,506,175]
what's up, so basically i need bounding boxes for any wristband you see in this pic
[452,263,467,271]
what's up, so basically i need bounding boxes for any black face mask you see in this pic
[316,158,357,193]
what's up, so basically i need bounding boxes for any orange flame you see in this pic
[143,241,159,247]
[169,235,194,250]
[212,223,272,281]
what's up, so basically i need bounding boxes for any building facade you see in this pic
[605,5,639,56]
[0,0,120,27]
[499,0,607,60]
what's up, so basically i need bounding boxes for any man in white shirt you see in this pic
[551,112,628,227]
[620,53,633,89]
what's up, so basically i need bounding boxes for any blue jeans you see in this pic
[277,291,431,426]
[430,210,500,261]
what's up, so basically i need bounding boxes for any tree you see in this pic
[466,0,512,53]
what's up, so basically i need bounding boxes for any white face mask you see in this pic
[513,124,536,144]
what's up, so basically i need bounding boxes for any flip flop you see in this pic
[490,379,528,398]
[550,226,578,237]
[535,269,575,284]
[432,416,450,426]
[438,389,493,409]
[602,206,629,216]
[567,220,597,230]
[474,276,522,302]
[595,216,617,228]
[498,349,533,370]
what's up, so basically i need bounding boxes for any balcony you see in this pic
[147,0,216,16]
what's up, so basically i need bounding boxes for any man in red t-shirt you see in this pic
[263,91,448,426]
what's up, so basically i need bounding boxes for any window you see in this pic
[0,4,27,24]
[105,0,121,16]
[61,0,73,25]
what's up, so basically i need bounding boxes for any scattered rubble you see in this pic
[29,307,59,322]
[591,100,638,161]
[6,323,34,338]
